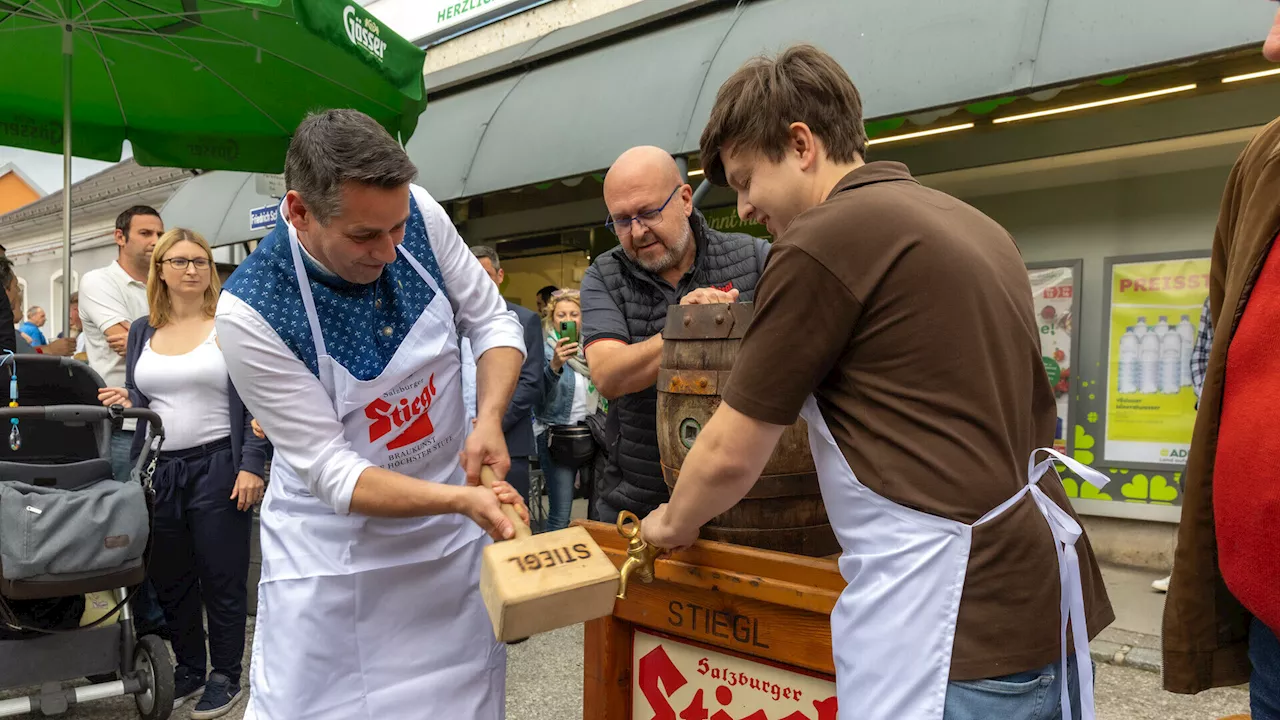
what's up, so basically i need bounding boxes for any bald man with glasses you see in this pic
[579,145,771,523]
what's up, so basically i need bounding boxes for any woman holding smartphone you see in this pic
[535,290,601,532]
[98,228,270,719]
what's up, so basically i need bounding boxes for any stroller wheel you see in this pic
[133,635,175,720]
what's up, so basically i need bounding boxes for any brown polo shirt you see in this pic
[722,162,1114,680]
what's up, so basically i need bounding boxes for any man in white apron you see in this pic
[642,46,1114,720]
[216,109,529,719]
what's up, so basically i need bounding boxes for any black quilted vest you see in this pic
[592,209,767,517]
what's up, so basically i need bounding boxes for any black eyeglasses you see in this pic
[605,186,680,238]
[159,257,211,270]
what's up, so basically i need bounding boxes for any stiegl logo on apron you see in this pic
[365,372,440,449]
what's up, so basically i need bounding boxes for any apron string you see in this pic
[1028,447,1110,492]
[286,231,331,360]
[1027,446,1109,720]
[1031,485,1095,720]
[977,448,1107,720]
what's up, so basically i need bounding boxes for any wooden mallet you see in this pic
[478,466,621,642]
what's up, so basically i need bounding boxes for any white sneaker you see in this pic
[1152,575,1170,593]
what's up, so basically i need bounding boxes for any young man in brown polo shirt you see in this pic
[641,44,1114,720]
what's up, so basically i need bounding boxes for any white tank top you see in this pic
[134,329,232,451]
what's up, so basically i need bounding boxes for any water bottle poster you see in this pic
[1028,266,1075,454]
[1104,256,1210,465]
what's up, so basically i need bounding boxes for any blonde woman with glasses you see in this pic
[98,228,271,719]
[536,289,602,531]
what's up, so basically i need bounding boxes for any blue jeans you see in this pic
[536,432,576,533]
[944,653,1085,720]
[110,428,168,635]
[1252,618,1280,720]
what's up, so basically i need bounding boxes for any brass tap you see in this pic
[616,510,662,599]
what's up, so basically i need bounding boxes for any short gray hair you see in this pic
[470,245,500,270]
[285,109,418,224]
[26,306,42,319]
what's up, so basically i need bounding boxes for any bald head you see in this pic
[605,146,683,193]
[602,146,695,278]
[603,145,690,222]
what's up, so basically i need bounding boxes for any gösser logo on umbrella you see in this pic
[343,5,387,60]
[0,0,428,335]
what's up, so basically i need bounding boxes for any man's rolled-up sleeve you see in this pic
[216,294,372,515]
[414,186,524,359]
[78,272,133,332]
[580,264,629,346]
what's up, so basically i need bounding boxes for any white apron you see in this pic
[244,230,504,720]
[800,397,1108,720]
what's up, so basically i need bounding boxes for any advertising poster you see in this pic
[1105,257,1210,465]
[1028,266,1075,453]
[633,630,837,720]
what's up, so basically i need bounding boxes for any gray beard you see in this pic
[631,223,692,275]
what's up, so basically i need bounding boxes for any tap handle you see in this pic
[617,510,642,541]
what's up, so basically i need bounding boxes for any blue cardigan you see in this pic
[124,317,272,478]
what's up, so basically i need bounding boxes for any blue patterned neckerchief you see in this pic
[223,194,450,381]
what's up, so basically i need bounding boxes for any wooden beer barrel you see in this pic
[657,302,839,558]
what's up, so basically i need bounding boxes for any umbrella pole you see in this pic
[61,24,72,340]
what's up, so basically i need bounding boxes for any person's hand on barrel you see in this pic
[639,503,699,551]
[680,287,740,306]
[550,336,580,373]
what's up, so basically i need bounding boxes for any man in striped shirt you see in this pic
[1153,295,1214,594]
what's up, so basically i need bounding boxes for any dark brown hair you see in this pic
[285,109,418,224]
[115,205,161,236]
[699,44,868,186]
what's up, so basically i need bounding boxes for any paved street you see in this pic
[0,512,1253,719]
[0,617,1252,720]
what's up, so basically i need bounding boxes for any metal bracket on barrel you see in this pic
[661,302,754,340]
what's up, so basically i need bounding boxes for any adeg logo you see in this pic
[365,375,438,450]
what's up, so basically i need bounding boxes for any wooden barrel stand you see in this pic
[580,520,844,719]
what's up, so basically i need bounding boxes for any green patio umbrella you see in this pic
[0,0,428,333]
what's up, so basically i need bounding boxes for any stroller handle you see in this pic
[0,405,163,431]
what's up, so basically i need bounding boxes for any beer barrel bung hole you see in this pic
[679,418,701,449]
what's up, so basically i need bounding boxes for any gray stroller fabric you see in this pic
[0,479,149,581]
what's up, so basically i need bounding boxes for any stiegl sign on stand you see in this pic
[633,630,838,720]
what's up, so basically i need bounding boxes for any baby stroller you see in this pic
[0,354,173,719]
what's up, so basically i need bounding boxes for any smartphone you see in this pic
[559,320,578,345]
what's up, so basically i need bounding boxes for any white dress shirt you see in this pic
[215,185,524,514]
